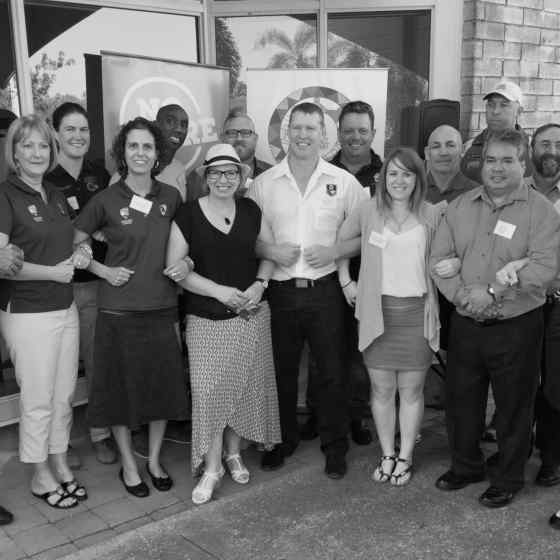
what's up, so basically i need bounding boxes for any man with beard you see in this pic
[431,128,560,508]
[187,110,271,198]
[524,126,560,523]
[462,80,532,184]
[111,104,190,201]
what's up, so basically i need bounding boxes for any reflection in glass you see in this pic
[328,11,431,153]
[216,15,317,111]
[23,1,198,116]
[0,0,20,116]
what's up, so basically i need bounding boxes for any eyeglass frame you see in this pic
[223,128,255,139]
[205,168,241,181]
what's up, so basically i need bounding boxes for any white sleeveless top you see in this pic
[381,224,427,297]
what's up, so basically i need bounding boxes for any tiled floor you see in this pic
[0,402,450,560]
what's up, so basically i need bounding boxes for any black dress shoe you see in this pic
[435,470,485,491]
[350,420,372,446]
[478,485,515,508]
[325,453,347,479]
[261,447,284,471]
[299,415,319,441]
[536,464,560,487]
[147,464,173,491]
[0,505,13,525]
[119,468,150,498]
[549,511,560,530]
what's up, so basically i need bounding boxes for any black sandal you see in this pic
[61,479,88,501]
[32,486,79,509]
[372,455,396,482]
[390,458,413,486]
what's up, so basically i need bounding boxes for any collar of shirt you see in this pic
[116,177,162,200]
[7,173,55,200]
[271,156,337,194]
[469,181,528,208]
[330,149,382,175]
[524,174,560,199]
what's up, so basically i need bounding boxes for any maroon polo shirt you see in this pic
[74,179,181,312]
[0,174,74,312]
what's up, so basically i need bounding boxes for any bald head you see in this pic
[156,104,189,156]
[425,125,463,176]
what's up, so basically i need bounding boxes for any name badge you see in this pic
[67,196,79,210]
[368,230,387,248]
[493,220,516,239]
[130,195,152,215]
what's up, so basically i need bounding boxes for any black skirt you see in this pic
[88,308,188,428]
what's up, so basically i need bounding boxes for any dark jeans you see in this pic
[268,274,349,455]
[307,304,370,421]
[535,301,560,467]
[446,308,543,492]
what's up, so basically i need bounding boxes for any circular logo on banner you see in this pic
[119,77,211,171]
[267,86,351,162]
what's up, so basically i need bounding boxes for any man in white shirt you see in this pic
[249,102,366,478]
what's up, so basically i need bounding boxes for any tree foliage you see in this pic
[215,18,242,94]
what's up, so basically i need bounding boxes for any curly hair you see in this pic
[111,117,167,178]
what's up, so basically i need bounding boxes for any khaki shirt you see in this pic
[430,182,560,319]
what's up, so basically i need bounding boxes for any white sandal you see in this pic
[191,467,224,505]
[224,453,250,484]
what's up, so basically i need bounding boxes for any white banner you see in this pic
[247,68,388,165]
[101,53,230,174]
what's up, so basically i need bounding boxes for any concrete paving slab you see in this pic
[11,523,69,557]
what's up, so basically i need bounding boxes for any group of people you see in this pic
[0,77,560,532]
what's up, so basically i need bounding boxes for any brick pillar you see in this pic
[461,0,560,140]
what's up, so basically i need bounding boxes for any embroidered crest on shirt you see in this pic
[326,183,337,196]
[28,204,43,222]
[57,202,67,216]
[119,207,132,225]
[159,203,167,216]
[84,176,99,192]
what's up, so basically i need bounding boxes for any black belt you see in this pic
[270,271,337,289]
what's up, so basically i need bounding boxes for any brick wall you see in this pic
[461,0,560,140]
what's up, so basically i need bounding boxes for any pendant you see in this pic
[225,217,231,225]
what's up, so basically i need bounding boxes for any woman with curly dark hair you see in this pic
[73,117,190,497]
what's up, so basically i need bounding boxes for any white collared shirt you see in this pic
[249,156,367,281]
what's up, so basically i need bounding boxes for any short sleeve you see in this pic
[74,192,106,235]
[0,189,13,236]
[241,197,262,238]
[174,201,193,244]
[168,188,182,218]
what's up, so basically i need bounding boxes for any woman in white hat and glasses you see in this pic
[167,144,281,505]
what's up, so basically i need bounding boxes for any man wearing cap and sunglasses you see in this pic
[462,79,533,184]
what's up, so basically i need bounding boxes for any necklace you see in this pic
[207,199,234,226]
[390,210,411,233]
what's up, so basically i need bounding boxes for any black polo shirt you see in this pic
[46,160,109,282]
[426,170,479,204]
[74,179,181,312]
[330,149,383,197]
[0,175,74,313]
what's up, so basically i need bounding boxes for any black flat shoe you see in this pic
[325,453,347,479]
[119,468,150,498]
[478,485,515,508]
[0,505,14,525]
[261,447,284,471]
[549,511,560,530]
[536,464,560,487]
[146,464,173,491]
[435,470,485,491]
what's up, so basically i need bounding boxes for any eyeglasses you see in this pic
[223,129,254,139]
[206,169,240,181]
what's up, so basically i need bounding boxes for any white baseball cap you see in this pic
[483,80,523,107]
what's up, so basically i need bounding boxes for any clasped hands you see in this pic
[274,243,335,269]
[214,282,264,319]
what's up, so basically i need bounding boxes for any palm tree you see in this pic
[254,25,317,68]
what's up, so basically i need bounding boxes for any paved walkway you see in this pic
[1,408,559,560]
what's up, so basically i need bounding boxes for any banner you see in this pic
[101,52,230,174]
[247,68,388,165]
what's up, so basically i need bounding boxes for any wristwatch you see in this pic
[487,284,497,301]
[256,277,269,289]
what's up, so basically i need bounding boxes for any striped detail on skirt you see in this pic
[186,302,281,475]
[362,295,433,371]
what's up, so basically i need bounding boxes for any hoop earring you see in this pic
[153,159,160,171]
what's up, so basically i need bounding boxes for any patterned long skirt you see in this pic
[186,302,281,475]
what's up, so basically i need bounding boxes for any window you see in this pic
[328,11,430,153]
[0,0,20,116]
[216,14,317,111]
[24,1,199,116]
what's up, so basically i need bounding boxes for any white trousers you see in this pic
[0,304,79,463]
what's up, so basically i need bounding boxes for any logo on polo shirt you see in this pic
[84,176,99,192]
[326,184,337,196]
[27,204,43,222]
[57,202,67,216]
[159,203,167,216]
[120,207,132,225]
